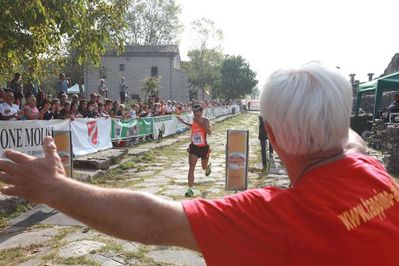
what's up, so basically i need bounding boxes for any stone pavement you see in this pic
[0,112,290,265]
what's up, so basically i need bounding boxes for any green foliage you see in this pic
[126,0,183,45]
[182,18,224,100]
[182,49,223,100]
[141,76,161,101]
[220,55,258,99]
[251,86,260,99]
[0,0,129,83]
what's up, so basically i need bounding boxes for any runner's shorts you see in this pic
[189,143,210,159]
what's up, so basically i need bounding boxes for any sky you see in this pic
[177,0,399,86]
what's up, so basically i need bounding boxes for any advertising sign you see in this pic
[225,130,249,191]
[111,118,154,141]
[0,120,72,177]
[54,130,73,177]
[0,120,69,157]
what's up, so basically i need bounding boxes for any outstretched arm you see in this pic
[176,116,192,127]
[0,137,199,251]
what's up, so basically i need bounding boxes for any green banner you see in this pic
[111,118,154,140]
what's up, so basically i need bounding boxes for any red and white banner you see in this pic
[71,118,112,156]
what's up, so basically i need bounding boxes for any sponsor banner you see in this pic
[225,129,249,191]
[111,117,153,141]
[153,113,192,139]
[54,130,73,177]
[0,120,69,158]
[71,118,112,156]
[203,106,234,119]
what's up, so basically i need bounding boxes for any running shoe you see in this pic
[205,163,212,176]
[185,188,194,197]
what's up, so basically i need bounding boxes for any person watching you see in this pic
[21,95,46,120]
[0,91,20,120]
[0,64,398,266]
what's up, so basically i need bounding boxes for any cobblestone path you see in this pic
[0,112,290,265]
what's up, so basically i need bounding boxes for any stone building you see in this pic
[84,45,190,102]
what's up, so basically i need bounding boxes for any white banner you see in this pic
[0,120,70,158]
[71,118,112,156]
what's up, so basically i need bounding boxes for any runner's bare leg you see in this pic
[188,154,198,187]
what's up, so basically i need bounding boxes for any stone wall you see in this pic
[385,125,399,174]
[366,119,399,175]
[359,92,397,114]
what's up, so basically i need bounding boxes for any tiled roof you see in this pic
[106,45,179,56]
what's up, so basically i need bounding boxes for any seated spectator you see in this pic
[43,98,61,120]
[36,90,48,110]
[21,95,46,120]
[110,100,123,118]
[128,104,139,119]
[39,99,51,119]
[59,101,73,119]
[164,100,173,114]
[97,102,109,118]
[96,94,102,104]
[83,101,98,118]
[70,102,83,119]
[90,93,98,105]
[77,99,87,115]
[175,103,183,115]
[59,92,68,105]
[71,94,79,106]
[0,91,20,120]
[119,104,129,118]
[152,103,162,116]
[104,99,113,115]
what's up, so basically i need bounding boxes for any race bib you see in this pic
[192,133,204,145]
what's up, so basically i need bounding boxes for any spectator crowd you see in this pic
[0,72,235,122]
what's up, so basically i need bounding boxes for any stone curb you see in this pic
[73,148,128,170]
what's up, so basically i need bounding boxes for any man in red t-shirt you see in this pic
[1,64,398,266]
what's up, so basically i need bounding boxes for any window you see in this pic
[119,64,125,71]
[99,66,107,79]
[151,67,158,77]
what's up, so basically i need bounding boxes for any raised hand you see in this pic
[0,137,66,203]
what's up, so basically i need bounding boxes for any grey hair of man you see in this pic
[259,63,353,156]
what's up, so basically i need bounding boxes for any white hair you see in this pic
[260,63,353,156]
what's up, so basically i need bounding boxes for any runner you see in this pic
[177,104,212,197]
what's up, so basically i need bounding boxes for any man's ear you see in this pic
[265,123,275,144]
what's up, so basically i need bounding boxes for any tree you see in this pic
[251,86,260,99]
[141,76,161,102]
[182,49,223,100]
[183,18,224,100]
[0,0,129,83]
[125,0,183,45]
[220,55,258,99]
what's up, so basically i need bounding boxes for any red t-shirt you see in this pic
[183,153,399,266]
